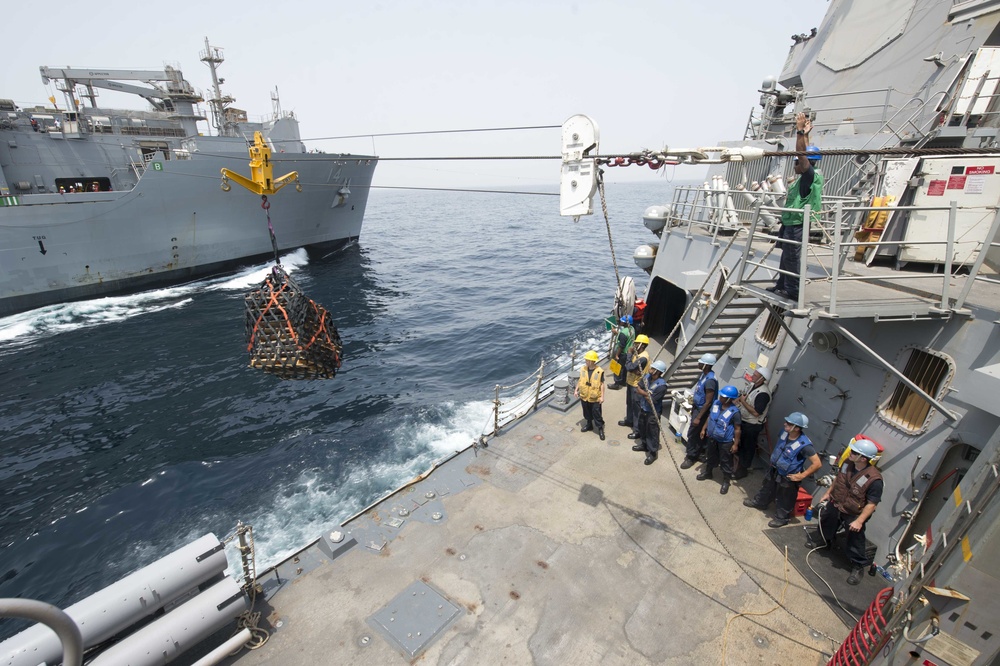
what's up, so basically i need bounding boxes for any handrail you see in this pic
[667,182,999,316]
[0,598,83,666]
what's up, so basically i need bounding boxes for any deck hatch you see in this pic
[367,580,462,659]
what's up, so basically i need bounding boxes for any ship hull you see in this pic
[0,152,376,316]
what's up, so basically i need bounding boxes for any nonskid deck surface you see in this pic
[224,350,850,665]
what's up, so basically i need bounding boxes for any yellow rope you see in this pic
[719,545,791,665]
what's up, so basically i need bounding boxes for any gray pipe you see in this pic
[0,598,83,666]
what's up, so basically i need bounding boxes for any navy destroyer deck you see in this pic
[223,345,865,664]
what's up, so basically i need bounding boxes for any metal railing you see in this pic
[485,344,611,436]
[666,183,1000,315]
[0,598,83,666]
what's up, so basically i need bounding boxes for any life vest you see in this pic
[639,374,666,415]
[626,349,650,387]
[706,400,739,442]
[739,383,771,425]
[781,168,823,227]
[616,325,635,354]
[692,370,716,410]
[577,365,605,402]
[769,431,813,476]
[830,461,883,516]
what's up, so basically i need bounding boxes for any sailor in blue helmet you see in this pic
[609,315,635,389]
[767,112,822,302]
[680,352,718,470]
[632,359,668,465]
[744,411,822,527]
[698,385,742,494]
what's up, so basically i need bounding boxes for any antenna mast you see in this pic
[200,37,232,136]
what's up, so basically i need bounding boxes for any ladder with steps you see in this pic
[663,284,768,390]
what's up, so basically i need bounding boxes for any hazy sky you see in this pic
[5,1,829,190]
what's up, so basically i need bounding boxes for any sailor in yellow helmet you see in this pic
[574,350,606,440]
[620,334,650,438]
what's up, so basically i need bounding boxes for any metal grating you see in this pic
[367,580,463,659]
[879,348,954,433]
[755,308,785,348]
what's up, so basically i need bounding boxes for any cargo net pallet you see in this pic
[245,266,343,380]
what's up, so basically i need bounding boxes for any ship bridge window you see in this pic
[755,307,785,348]
[878,347,955,434]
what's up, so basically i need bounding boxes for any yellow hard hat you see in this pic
[584,350,599,362]
[635,334,649,345]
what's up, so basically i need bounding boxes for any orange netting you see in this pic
[244,266,343,379]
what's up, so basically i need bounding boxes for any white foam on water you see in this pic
[0,249,309,347]
[229,398,494,575]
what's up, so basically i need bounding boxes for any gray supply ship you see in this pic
[0,39,376,318]
[4,2,1000,665]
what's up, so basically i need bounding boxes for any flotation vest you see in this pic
[692,370,716,411]
[626,349,650,387]
[769,431,813,476]
[739,384,771,425]
[830,462,883,516]
[706,400,740,442]
[781,168,823,227]
[577,365,605,402]
[639,374,666,415]
[616,325,635,354]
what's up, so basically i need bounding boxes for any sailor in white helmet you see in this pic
[680,353,718,470]
[733,365,773,479]
[808,435,884,585]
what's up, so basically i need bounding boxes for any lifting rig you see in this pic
[220,132,300,196]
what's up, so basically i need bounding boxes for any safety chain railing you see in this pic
[486,344,598,436]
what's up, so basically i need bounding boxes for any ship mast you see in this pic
[200,37,233,136]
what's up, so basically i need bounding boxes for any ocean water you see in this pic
[0,179,672,639]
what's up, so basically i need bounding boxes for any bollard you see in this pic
[553,378,569,405]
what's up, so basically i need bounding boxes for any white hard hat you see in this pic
[698,353,717,365]
[757,366,771,380]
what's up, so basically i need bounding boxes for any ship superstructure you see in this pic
[600,1,1000,663]
[0,39,376,317]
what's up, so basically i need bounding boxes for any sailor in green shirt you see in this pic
[767,112,822,301]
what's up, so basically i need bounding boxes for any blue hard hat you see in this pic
[698,353,717,365]
[720,385,739,399]
[806,145,821,162]
[785,412,809,429]
[651,360,667,374]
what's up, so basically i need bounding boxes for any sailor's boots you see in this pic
[696,467,714,481]
[720,475,731,495]
[581,422,593,432]
[598,426,605,441]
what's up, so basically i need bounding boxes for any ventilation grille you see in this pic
[755,308,785,348]
[879,348,953,433]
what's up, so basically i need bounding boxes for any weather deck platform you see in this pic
[223,359,862,665]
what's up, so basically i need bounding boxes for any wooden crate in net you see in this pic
[245,266,343,379]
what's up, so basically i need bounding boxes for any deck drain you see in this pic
[367,580,462,659]
[753,635,769,649]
